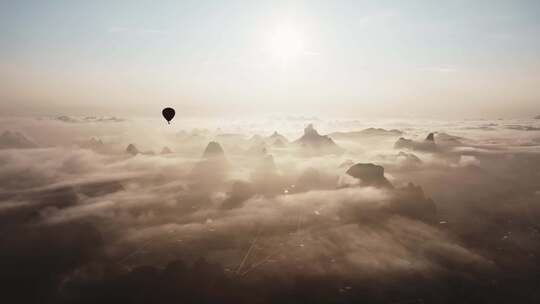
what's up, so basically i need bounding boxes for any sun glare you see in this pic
[268,24,305,61]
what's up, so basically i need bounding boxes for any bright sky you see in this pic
[1,0,539,118]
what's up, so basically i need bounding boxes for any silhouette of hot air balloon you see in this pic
[162,107,175,124]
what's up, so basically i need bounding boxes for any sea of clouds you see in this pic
[1,115,539,303]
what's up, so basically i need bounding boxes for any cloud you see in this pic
[1,117,540,302]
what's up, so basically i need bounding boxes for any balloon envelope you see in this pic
[162,107,175,124]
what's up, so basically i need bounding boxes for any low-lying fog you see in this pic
[1,115,540,303]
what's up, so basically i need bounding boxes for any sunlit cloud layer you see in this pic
[1,116,540,302]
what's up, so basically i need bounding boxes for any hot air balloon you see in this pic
[162,107,175,124]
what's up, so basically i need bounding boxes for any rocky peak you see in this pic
[294,124,343,155]
[346,163,393,188]
[0,130,38,149]
[304,124,320,137]
[203,141,225,158]
[126,144,139,155]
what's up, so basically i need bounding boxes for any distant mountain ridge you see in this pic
[294,124,343,155]
[330,128,402,140]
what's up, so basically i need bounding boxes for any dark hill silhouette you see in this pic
[394,133,437,152]
[0,131,38,149]
[191,141,229,186]
[203,141,225,158]
[346,163,393,188]
[126,144,139,155]
[267,131,289,144]
[294,124,343,155]
[79,138,107,153]
[330,128,402,140]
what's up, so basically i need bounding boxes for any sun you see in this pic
[268,24,305,61]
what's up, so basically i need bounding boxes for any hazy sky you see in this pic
[1,0,539,118]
